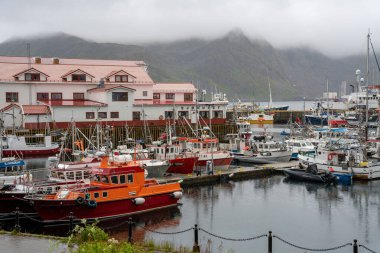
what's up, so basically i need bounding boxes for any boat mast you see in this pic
[327,79,330,128]
[365,31,370,141]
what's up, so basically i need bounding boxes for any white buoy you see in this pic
[171,191,183,199]
[132,197,145,205]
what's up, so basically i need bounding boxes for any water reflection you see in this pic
[17,160,380,252]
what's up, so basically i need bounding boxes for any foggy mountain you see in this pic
[0,31,372,101]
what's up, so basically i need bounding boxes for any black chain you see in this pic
[21,213,44,224]
[360,244,377,253]
[199,228,267,242]
[136,223,194,235]
[102,219,132,231]
[273,235,352,251]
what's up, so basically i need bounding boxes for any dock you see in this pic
[161,161,298,187]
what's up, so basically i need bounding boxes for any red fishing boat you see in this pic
[27,157,182,221]
[1,135,60,157]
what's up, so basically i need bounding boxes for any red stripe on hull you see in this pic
[196,157,233,168]
[166,157,198,174]
[2,147,60,157]
[31,193,179,221]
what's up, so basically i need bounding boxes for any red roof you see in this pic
[13,67,50,78]
[105,70,136,79]
[42,99,107,107]
[0,103,20,112]
[22,105,51,115]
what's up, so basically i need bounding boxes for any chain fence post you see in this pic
[268,231,272,253]
[68,212,74,235]
[128,217,133,243]
[353,239,358,253]
[14,207,20,232]
[193,224,200,252]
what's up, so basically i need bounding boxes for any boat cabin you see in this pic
[50,167,92,182]
[0,159,25,175]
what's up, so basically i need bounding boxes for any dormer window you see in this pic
[25,73,40,81]
[115,75,128,82]
[72,74,86,82]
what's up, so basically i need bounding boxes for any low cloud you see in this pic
[1,0,380,57]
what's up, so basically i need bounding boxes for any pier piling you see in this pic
[128,217,133,243]
[14,207,20,232]
[353,239,358,253]
[193,224,200,252]
[268,231,272,253]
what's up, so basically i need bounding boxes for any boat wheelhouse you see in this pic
[27,157,182,221]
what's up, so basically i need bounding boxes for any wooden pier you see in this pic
[161,161,298,187]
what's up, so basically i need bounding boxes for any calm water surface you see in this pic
[9,157,380,252]
[105,176,380,253]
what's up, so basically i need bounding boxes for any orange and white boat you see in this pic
[26,157,182,221]
[183,135,232,171]
[239,113,274,124]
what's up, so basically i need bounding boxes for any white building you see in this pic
[0,56,228,129]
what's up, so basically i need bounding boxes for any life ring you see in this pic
[87,200,97,208]
[75,196,85,205]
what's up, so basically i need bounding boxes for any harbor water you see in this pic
[6,156,380,253]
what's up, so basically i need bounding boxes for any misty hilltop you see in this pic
[0,31,373,101]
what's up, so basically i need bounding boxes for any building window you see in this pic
[199,111,210,119]
[73,93,85,100]
[110,112,119,118]
[165,111,174,119]
[72,74,86,82]
[37,93,49,101]
[25,73,40,81]
[166,93,175,100]
[213,110,223,118]
[143,91,148,97]
[178,111,189,119]
[115,75,128,82]
[98,112,107,119]
[153,93,160,99]
[132,111,141,120]
[51,93,62,100]
[6,92,18,102]
[184,93,193,101]
[86,112,95,119]
[112,92,128,101]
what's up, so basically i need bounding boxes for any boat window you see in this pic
[55,186,60,191]
[101,176,109,183]
[94,192,99,198]
[111,175,118,184]
[170,148,174,153]
[120,175,126,184]
[51,171,58,178]
[102,191,108,197]
[67,172,74,180]
[306,142,312,146]
[93,175,101,182]
[47,187,52,193]
[127,174,133,183]
[75,171,83,180]
[83,170,91,179]
[294,143,301,147]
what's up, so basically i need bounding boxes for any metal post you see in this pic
[14,207,20,232]
[353,239,358,253]
[268,231,272,253]
[68,212,74,235]
[193,224,200,252]
[128,217,133,243]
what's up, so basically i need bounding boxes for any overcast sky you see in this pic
[1,0,379,57]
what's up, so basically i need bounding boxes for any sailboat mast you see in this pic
[365,31,370,140]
